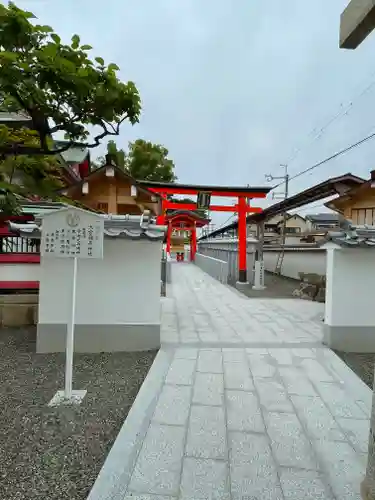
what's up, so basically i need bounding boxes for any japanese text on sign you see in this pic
[41,209,104,259]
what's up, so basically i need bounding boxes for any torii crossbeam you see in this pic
[138,181,271,284]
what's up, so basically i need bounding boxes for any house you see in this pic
[53,140,91,181]
[60,154,161,216]
[325,170,375,225]
[305,213,343,230]
[248,213,308,243]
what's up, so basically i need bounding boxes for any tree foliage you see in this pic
[107,140,126,169]
[94,139,177,183]
[0,136,65,214]
[170,197,208,219]
[0,2,141,156]
[125,139,177,182]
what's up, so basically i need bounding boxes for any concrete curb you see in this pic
[87,348,174,500]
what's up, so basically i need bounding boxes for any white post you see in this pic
[65,256,78,399]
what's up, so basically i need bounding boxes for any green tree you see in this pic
[0,147,65,215]
[107,140,126,168]
[170,197,208,219]
[0,2,141,156]
[125,139,177,182]
[93,139,177,182]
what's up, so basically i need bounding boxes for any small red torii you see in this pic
[164,210,209,262]
[138,181,271,283]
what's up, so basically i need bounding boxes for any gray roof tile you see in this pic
[8,213,166,242]
[325,224,375,248]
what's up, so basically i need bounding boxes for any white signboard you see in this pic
[41,207,104,260]
[42,207,105,405]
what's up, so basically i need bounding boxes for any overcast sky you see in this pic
[15,0,375,226]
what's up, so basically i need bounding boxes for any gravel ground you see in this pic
[0,327,157,500]
[334,350,375,390]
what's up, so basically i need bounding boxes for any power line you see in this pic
[285,78,375,166]
[273,130,375,190]
[265,69,375,179]
[215,214,236,232]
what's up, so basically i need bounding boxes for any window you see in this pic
[351,208,375,225]
[285,227,301,234]
[97,202,108,212]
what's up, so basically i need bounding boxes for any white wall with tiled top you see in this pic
[38,237,162,326]
[325,247,375,327]
[324,246,375,352]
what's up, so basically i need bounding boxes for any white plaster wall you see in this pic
[198,240,327,281]
[198,240,256,283]
[325,248,375,327]
[0,263,40,282]
[39,238,162,325]
[324,249,334,325]
[263,249,326,279]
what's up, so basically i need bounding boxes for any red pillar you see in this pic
[238,196,247,283]
[190,225,197,261]
[166,223,172,254]
[156,194,167,225]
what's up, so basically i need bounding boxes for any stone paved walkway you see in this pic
[89,263,372,500]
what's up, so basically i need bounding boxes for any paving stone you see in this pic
[174,347,198,359]
[279,366,317,396]
[317,382,368,419]
[291,348,317,358]
[128,424,185,495]
[165,358,195,385]
[300,359,335,382]
[246,347,269,355]
[152,385,191,426]
[226,390,265,433]
[197,350,223,373]
[154,266,371,500]
[180,335,200,343]
[222,348,246,363]
[337,417,370,453]
[265,412,319,470]
[279,468,334,499]
[124,496,175,500]
[255,378,294,412]
[186,405,227,459]
[268,348,294,365]
[193,372,224,406]
[291,395,346,441]
[180,457,230,500]
[313,439,365,499]
[229,431,278,478]
[230,474,284,500]
[223,361,254,391]
[248,354,276,378]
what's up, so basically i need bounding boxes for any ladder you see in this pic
[275,245,285,274]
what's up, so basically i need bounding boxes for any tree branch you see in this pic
[0,143,74,156]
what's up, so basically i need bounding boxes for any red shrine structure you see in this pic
[138,181,271,283]
[164,210,210,262]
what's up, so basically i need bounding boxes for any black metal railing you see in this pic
[0,235,40,254]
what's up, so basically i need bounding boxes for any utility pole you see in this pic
[265,164,289,244]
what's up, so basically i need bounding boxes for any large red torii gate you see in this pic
[138,181,271,283]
